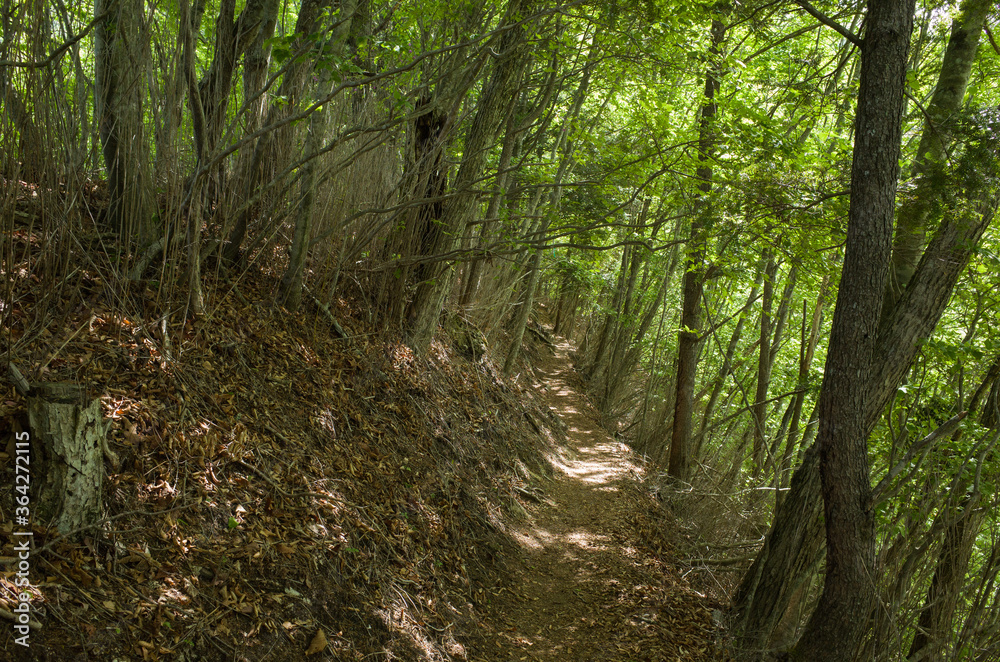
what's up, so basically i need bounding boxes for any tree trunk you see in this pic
[189,0,274,208]
[731,442,826,655]
[406,0,536,353]
[94,0,153,244]
[181,0,208,317]
[460,104,521,306]
[28,384,111,537]
[0,2,51,183]
[907,491,986,662]
[601,202,651,412]
[904,364,999,661]
[615,267,672,413]
[777,277,828,492]
[768,263,799,368]
[505,50,595,372]
[751,255,778,474]
[278,0,360,310]
[696,263,763,453]
[759,263,801,478]
[223,0,337,264]
[885,0,990,315]
[215,0,277,261]
[503,221,547,374]
[668,6,726,481]
[156,0,207,187]
[459,51,561,308]
[0,87,45,183]
[792,1,915,659]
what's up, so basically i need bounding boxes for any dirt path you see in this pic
[478,339,721,661]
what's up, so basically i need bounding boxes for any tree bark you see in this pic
[406,0,537,353]
[751,255,778,474]
[278,0,361,310]
[731,442,826,655]
[885,0,990,315]
[94,0,153,244]
[668,6,727,481]
[792,1,915,659]
[28,384,111,537]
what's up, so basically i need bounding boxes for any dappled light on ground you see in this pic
[478,338,724,660]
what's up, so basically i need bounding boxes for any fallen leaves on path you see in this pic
[0,261,564,660]
[474,337,729,661]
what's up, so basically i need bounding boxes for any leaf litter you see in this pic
[0,261,726,660]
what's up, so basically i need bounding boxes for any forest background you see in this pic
[3,0,1000,659]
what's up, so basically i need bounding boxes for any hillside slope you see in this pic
[2,270,723,660]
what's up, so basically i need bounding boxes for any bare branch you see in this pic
[872,411,967,503]
[0,11,108,68]
[795,0,862,47]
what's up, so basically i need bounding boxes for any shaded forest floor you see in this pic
[474,338,725,661]
[2,213,726,660]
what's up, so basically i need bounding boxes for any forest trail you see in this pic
[478,337,721,661]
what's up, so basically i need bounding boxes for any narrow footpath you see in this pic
[478,338,724,661]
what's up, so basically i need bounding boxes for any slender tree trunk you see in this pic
[615,266,672,411]
[215,0,276,260]
[668,206,706,480]
[503,220,548,374]
[668,5,727,481]
[191,0,274,207]
[751,255,778,474]
[884,0,990,316]
[505,48,595,371]
[95,0,153,244]
[461,105,520,306]
[406,0,537,353]
[777,277,828,492]
[638,296,672,452]
[588,246,630,382]
[792,1,915,658]
[553,274,575,336]
[903,363,1000,661]
[907,490,987,662]
[600,202,651,411]
[276,96,325,311]
[223,0,336,264]
[696,263,763,452]
[278,0,360,310]
[155,0,206,186]
[768,262,799,368]
[0,4,48,184]
[181,0,207,317]
[460,50,561,308]
[760,264,800,477]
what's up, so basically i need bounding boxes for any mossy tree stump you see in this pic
[27,383,110,537]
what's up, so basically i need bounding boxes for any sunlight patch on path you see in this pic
[490,338,656,660]
[480,335,722,662]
